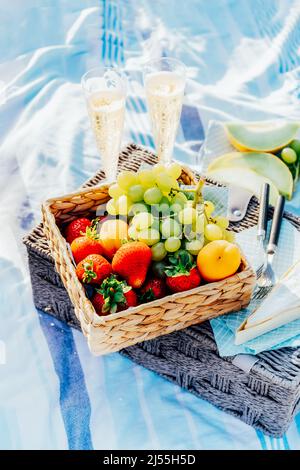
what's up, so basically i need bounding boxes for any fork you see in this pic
[253,195,285,301]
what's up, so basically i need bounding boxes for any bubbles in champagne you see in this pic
[87,89,125,178]
[145,71,185,165]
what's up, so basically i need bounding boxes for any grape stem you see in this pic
[192,177,205,209]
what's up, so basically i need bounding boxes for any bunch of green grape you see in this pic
[203,200,234,243]
[107,162,233,261]
[107,162,181,214]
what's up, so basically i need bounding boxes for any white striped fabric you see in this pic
[0,0,299,450]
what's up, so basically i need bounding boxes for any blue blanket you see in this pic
[1,0,300,450]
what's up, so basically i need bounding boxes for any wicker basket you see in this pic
[41,145,255,355]
[24,144,300,435]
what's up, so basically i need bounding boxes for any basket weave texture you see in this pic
[122,323,300,437]
[41,144,255,355]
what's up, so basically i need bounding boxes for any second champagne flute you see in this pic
[143,57,186,165]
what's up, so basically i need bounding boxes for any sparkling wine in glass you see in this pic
[81,67,127,182]
[143,58,186,165]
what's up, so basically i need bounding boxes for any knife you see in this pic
[257,182,270,247]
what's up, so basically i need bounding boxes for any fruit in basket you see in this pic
[112,241,152,288]
[151,260,168,279]
[99,219,128,259]
[129,202,149,216]
[106,199,118,216]
[160,218,182,238]
[76,254,112,284]
[207,151,293,199]
[132,212,154,230]
[103,166,224,252]
[156,173,178,192]
[166,162,182,179]
[158,197,171,215]
[185,239,204,255]
[64,217,92,244]
[204,200,215,217]
[144,186,163,204]
[197,240,241,282]
[224,122,300,152]
[108,183,125,199]
[115,195,132,215]
[151,242,167,261]
[178,206,198,225]
[138,168,156,188]
[128,184,145,202]
[214,216,229,229]
[170,202,182,214]
[202,198,234,243]
[117,170,138,189]
[110,165,183,224]
[128,224,138,240]
[165,250,201,293]
[139,278,166,302]
[151,217,160,231]
[137,228,160,246]
[207,167,279,205]
[91,292,108,315]
[166,267,201,293]
[164,237,181,252]
[171,192,188,207]
[117,289,138,310]
[172,249,194,265]
[204,223,223,242]
[182,224,196,241]
[92,275,137,315]
[71,230,103,264]
[152,163,166,175]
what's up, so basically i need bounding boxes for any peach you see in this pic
[197,240,241,282]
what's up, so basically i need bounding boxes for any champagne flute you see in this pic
[143,58,186,165]
[81,67,127,182]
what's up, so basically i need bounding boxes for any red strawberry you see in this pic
[118,290,138,311]
[165,250,201,293]
[71,227,103,264]
[65,218,91,243]
[140,278,166,302]
[166,267,201,293]
[76,254,112,284]
[91,275,138,315]
[91,292,106,315]
[112,241,152,288]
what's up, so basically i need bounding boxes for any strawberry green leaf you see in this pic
[114,292,125,303]
[96,274,130,313]
[82,261,97,283]
[165,250,195,276]
[85,225,100,240]
[139,288,156,303]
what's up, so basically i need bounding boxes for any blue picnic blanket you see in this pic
[1,0,300,450]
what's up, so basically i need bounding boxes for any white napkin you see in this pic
[236,260,300,344]
[210,219,300,356]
